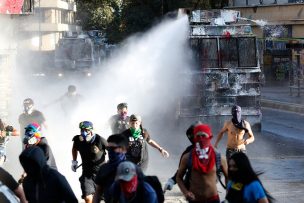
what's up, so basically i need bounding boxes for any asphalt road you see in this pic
[2,108,304,203]
[148,107,304,203]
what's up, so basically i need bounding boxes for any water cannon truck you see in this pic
[177,9,262,131]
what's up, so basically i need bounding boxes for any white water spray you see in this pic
[238,17,268,27]
[6,14,192,199]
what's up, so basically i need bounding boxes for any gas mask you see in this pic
[23,136,38,145]
[80,129,94,142]
[24,104,33,114]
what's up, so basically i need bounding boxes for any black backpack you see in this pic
[144,175,165,203]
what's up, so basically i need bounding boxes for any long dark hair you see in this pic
[230,152,274,203]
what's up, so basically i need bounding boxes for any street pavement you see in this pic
[3,84,304,203]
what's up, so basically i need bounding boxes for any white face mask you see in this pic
[195,142,209,160]
[24,105,33,114]
[25,136,38,145]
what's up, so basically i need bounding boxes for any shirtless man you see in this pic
[177,124,227,203]
[214,105,254,160]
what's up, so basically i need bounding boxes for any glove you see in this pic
[164,178,175,192]
[71,160,78,172]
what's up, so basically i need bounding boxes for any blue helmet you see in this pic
[79,121,93,130]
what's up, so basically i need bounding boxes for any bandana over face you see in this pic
[231,105,248,133]
[120,175,138,199]
[130,127,142,139]
[192,124,216,173]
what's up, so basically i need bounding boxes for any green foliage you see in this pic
[75,0,227,43]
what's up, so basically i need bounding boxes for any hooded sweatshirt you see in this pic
[19,146,78,203]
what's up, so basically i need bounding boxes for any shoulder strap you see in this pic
[187,149,192,170]
[215,151,222,174]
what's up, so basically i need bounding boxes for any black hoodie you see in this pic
[19,146,78,203]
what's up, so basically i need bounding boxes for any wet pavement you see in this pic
[148,130,304,203]
[3,84,304,203]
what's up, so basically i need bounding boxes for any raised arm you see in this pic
[147,139,169,158]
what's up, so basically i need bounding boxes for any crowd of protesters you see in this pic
[0,93,274,203]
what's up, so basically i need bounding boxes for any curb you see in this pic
[261,99,304,114]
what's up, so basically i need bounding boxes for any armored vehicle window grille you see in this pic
[200,38,219,69]
[191,37,257,69]
[190,38,219,70]
[219,38,238,69]
[238,37,257,67]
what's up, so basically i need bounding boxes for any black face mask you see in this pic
[108,148,126,163]
[228,170,242,182]
[231,106,242,124]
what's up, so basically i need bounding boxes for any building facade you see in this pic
[19,0,81,51]
[228,1,304,86]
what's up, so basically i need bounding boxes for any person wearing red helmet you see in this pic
[23,122,57,170]
[18,122,57,184]
[176,124,228,203]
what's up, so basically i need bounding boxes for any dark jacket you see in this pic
[36,137,57,170]
[19,146,78,203]
[121,128,150,171]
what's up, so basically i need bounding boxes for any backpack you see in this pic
[187,149,226,189]
[144,175,165,203]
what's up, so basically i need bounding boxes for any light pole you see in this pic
[38,0,41,51]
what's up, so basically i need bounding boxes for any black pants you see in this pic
[226,148,246,161]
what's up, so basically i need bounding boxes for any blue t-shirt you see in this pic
[227,180,267,203]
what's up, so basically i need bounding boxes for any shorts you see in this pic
[79,174,96,198]
[188,194,220,203]
[226,148,246,161]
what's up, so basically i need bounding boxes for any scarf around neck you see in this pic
[130,128,142,139]
[192,136,216,173]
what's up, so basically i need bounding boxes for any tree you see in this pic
[75,0,225,43]
[75,0,121,41]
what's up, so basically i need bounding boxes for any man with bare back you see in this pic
[177,124,227,203]
[214,105,255,160]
